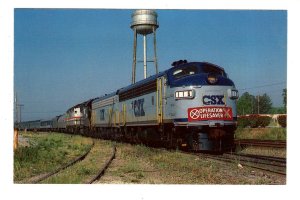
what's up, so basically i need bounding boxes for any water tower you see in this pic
[130,9,159,84]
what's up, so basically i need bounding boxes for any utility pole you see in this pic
[15,92,24,129]
[18,104,24,123]
[14,92,20,149]
[252,97,254,114]
[14,93,18,124]
[257,95,260,114]
[15,92,18,124]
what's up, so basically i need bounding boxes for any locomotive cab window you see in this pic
[172,66,197,79]
[201,64,227,77]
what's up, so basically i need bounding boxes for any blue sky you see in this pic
[14,9,287,121]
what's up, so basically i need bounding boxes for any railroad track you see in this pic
[19,141,117,184]
[21,141,95,184]
[200,152,286,175]
[234,139,286,148]
[87,145,116,184]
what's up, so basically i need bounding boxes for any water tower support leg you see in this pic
[132,29,137,84]
[143,35,147,79]
[153,27,158,74]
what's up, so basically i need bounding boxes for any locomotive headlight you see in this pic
[175,90,195,100]
[207,73,218,84]
[228,89,239,99]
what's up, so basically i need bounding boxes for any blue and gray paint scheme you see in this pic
[91,61,238,128]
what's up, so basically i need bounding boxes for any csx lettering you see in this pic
[203,95,225,105]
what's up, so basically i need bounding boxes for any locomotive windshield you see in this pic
[172,66,197,79]
[201,64,226,76]
[172,63,227,80]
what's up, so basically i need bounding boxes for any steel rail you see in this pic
[235,139,286,148]
[200,153,286,176]
[87,145,116,184]
[223,153,286,168]
[227,152,286,163]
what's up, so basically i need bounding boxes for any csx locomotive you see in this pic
[19,60,239,152]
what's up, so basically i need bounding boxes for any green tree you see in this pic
[270,107,285,114]
[254,93,273,114]
[237,92,273,115]
[237,92,255,115]
[282,88,287,113]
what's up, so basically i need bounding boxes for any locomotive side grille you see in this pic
[119,79,157,101]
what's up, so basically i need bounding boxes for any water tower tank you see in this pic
[131,10,159,35]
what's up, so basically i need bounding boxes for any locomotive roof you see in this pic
[166,61,225,73]
[118,61,226,94]
[40,119,54,122]
[92,91,118,103]
[93,61,229,102]
[19,120,41,123]
[93,72,166,102]
[118,71,166,94]
[166,61,232,87]
[66,98,96,112]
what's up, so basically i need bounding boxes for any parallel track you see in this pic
[235,139,286,148]
[20,141,117,184]
[23,141,95,184]
[200,152,286,175]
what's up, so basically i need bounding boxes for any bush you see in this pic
[257,116,271,127]
[248,114,259,128]
[237,116,250,128]
[238,115,271,128]
[277,115,287,128]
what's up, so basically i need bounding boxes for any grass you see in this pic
[42,139,114,184]
[234,127,286,140]
[98,142,285,184]
[234,127,287,159]
[14,131,93,182]
[14,131,285,184]
[239,146,286,158]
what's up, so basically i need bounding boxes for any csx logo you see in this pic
[203,95,225,105]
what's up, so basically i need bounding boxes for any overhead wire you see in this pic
[238,81,286,91]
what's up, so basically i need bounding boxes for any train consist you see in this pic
[18,60,239,152]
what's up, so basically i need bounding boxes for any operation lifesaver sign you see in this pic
[188,106,233,121]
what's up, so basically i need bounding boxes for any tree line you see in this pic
[237,89,286,115]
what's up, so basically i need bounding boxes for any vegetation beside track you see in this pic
[238,146,286,158]
[42,139,114,183]
[98,142,285,184]
[14,131,93,182]
[14,131,285,184]
[234,127,286,158]
[234,127,286,140]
